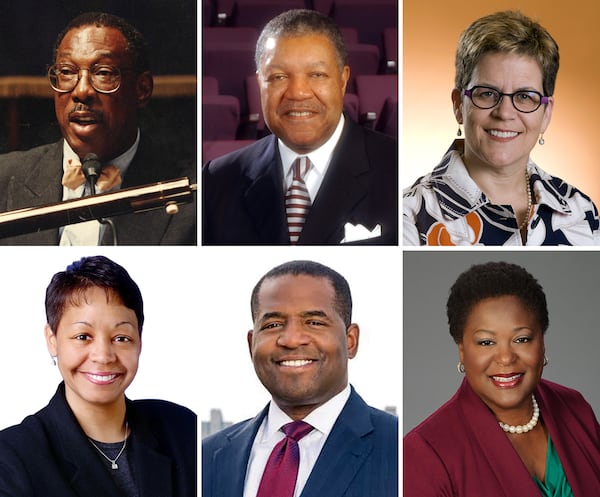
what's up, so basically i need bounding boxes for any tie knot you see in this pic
[292,157,311,180]
[281,420,313,441]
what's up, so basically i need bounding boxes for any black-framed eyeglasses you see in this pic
[48,63,134,94]
[463,86,550,113]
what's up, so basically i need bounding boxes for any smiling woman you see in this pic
[403,10,600,246]
[0,255,196,497]
[404,261,600,496]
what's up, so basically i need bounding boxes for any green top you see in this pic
[533,436,574,497]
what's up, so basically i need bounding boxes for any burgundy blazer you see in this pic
[403,378,600,496]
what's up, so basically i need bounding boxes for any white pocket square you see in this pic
[341,223,381,243]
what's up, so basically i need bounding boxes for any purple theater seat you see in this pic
[331,0,398,48]
[229,0,307,29]
[355,74,398,137]
[202,96,241,140]
[203,41,256,117]
[346,43,380,93]
[343,92,359,123]
[202,139,257,162]
[202,26,259,44]
[383,27,398,73]
[202,76,220,97]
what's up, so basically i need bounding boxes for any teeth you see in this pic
[289,111,311,117]
[489,130,518,138]
[280,359,312,367]
[88,373,117,382]
[492,374,521,383]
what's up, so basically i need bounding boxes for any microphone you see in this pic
[82,153,103,195]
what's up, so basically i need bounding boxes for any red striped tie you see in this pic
[256,421,314,497]
[285,157,312,244]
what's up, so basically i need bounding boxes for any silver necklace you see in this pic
[88,421,129,470]
[498,395,539,434]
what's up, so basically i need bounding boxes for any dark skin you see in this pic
[508,421,548,481]
[53,25,153,162]
[459,296,549,481]
[248,274,359,420]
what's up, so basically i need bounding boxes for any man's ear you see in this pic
[346,323,360,359]
[136,71,153,108]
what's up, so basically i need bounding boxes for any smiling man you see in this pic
[202,260,398,497]
[202,9,397,245]
[0,12,196,245]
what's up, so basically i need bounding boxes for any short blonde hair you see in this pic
[455,11,559,96]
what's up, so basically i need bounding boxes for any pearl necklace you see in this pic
[519,170,532,231]
[498,395,539,434]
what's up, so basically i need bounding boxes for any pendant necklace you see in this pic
[88,421,129,470]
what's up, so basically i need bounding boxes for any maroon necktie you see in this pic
[285,157,312,244]
[256,420,314,497]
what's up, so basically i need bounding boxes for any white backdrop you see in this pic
[0,246,401,429]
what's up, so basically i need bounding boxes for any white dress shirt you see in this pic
[279,115,345,202]
[59,130,140,245]
[243,384,351,497]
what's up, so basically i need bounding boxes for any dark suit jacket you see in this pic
[404,378,600,496]
[0,383,197,497]
[0,135,196,245]
[202,118,398,245]
[202,387,398,497]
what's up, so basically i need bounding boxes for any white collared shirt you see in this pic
[59,130,140,245]
[243,384,351,497]
[279,114,345,201]
[61,129,140,200]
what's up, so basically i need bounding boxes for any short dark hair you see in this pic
[45,255,144,334]
[255,9,347,71]
[251,260,352,327]
[53,11,150,73]
[447,261,549,343]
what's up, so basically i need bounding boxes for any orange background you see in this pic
[403,1,600,207]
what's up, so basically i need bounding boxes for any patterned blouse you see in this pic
[403,141,600,246]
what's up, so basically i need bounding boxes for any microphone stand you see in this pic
[0,177,196,239]
[82,153,117,244]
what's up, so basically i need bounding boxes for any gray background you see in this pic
[403,250,600,435]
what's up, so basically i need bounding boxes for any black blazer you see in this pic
[0,135,197,245]
[0,383,197,497]
[202,387,398,497]
[202,118,398,245]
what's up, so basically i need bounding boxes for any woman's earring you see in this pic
[543,355,549,367]
[51,355,57,366]
[457,124,463,137]
[457,362,465,374]
[538,134,545,145]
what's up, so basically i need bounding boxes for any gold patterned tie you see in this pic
[62,158,122,192]
[285,157,312,244]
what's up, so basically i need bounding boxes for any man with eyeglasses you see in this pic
[0,12,196,245]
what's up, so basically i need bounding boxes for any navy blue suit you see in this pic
[0,383,197,497]
[202,118,398,245]
[202,387,398,497]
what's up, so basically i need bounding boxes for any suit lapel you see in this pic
[210,408,267,497]
[300,390,374,497]
[6,140,64,211]
[241,137,288,243]
[129,417,174,497]
[456,379,543,494]
[299,120,371,244]
[44,384,126,497]
[100,135,181,245]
